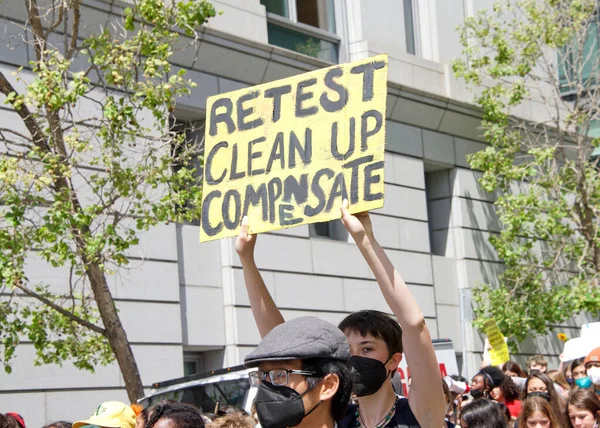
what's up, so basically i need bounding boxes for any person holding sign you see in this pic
[235,200,445,428]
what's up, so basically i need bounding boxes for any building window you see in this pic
[309,219,348,241]
[261,0,339,63]
[403,0,417,55]
[183,352,204,376]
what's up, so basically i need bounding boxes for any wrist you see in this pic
[239,253,256,265]
[355,232,376,248]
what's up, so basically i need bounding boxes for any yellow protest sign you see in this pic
[482,319,510,366]
[200,54,388,242]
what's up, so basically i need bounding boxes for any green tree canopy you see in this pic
[0,0,216,400]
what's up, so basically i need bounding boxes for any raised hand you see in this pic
[340,199,374,243]
[235,216,257,260]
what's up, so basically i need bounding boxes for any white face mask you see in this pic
[587,366,600,385]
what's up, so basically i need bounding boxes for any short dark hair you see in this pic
[478,366,505,392]
[42,422,72,428]
[302,358,353,422]
[145,401,205,428]
[570,357,585,373]
[460,399,508,428]
[338,310,403,355]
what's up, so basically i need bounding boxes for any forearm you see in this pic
[240,256,285,338]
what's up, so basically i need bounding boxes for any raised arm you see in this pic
[235,216,285,338]
[340,200,445,428]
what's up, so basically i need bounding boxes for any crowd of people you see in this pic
[2,202,600,428]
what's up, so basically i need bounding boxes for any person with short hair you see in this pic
[527,355,548,374]
[144,401,204,428]
[244,316,353,428]
[73,401,137,428]
[236,201,445,427]
[566,388,600,428]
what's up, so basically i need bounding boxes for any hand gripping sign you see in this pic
[200,54,388,242]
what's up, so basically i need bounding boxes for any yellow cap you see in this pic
[73,402,136,428]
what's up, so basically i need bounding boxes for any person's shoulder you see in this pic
[339,404,358,428]
[387,397,420,428]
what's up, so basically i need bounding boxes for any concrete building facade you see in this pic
[0,0,583,423]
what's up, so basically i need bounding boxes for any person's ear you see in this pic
[387,352,403,370]
[318,373,340,401]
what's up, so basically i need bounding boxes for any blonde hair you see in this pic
[209,412,256,428]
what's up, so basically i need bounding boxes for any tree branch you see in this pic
[14,282,106,335]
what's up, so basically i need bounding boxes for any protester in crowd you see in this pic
[209,412,256,428]
[547,369,571,398]
[470,366,505,400]
[144,401,204,428]
[584,347,600,397]
[243,316,353,428]
[490,375,522,419]
[445,375,470,425]
[73,401,136,428]
[566,389,600,428]
[572,358,590,388]
[527,355,548,374]
[42,422,72,428]
[0,415,19,428]
[518,396,561,428]
[503,361,528,379]
[4,414,24,428]
[564,362,575,388]
[460,399,508,428]
[235,200,445,428]
[522,372,565,425]
[442,378,457,427]
[131,404,151,428]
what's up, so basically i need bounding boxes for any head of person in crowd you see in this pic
[144,402,204,428]
[518,396,561,428]
[491,375,521,404]
[565,362,575,387]
[73,401,136,428]
[496,402,512,423]
[131,404,150,428]
[584,347,600,395]
[337,310,402,398]
[527,355,548,374]
[0,414,19,428]
[572,358,590,388]
[244,316,353,428]
[470,366,505,400]
[547,369,571,395]
[523,372,566,425]
[503,361,528,378]
[42,422,72,428]
[4,414,24,428]
[209,412,256,428]
[460,399,508,428]
[566,388,600,428]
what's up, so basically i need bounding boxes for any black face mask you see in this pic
[470,388,485,400]
[527,391,550,401]
[254,381,320,428]
[350,356,391,397]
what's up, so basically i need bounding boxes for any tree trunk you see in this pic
[86,261,145,402]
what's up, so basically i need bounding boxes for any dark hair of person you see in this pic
[502,361,528,378]
[565,389,600,428]
[302,358,353,422]
[2,416,20,428]
[460,399,508,428]
[42,422,72,428]
[451,374,468,384]
[145,401,205,428]
[338,310,403,355]
[0,414,8,428]
[518,396,561,428]
[522,371,565,425]
[498,375,520,401]
[479,366,506,393]
[570,357,585,374]
[496,402,511,422]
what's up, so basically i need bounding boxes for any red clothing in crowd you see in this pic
[505,399,522,418]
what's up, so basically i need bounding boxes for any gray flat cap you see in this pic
[244,316,350,367]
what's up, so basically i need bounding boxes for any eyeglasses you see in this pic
[248,369,317,387]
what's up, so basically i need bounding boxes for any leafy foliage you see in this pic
[454,0,600,344]
[0,0,216,389]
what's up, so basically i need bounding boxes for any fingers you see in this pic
[239,216,249,239]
